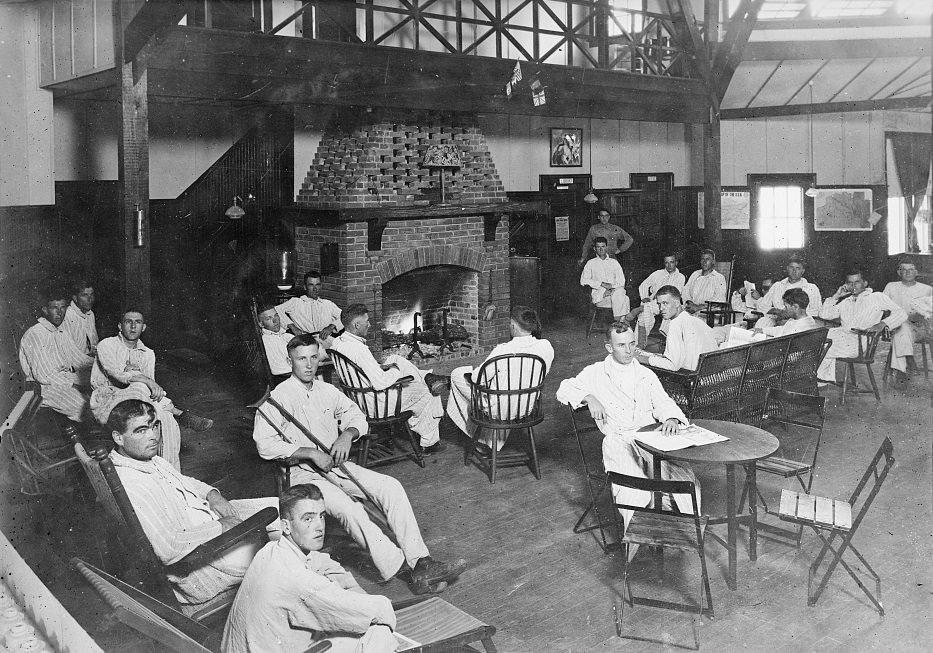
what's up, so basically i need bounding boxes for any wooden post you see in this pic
[704,107,723,254]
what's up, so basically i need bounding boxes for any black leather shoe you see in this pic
[422,442,447,455]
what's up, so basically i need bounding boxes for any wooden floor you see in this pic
[2,317,931,652]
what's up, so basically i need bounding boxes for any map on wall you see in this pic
[814,189,874,231]
[697,191,750,229]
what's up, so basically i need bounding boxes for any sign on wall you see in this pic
[813,189,874,231]
[554,215,570,241]
[697,191,750,229]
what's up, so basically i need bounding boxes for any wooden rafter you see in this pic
[711,0,765,102]
[665,0,716,108]
[122,0,189,63]
[743,38,930,61]
[720,96,930,119]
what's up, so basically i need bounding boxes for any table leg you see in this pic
[747,462,758,561]
[726,463,737,591]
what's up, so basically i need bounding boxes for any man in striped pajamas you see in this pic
[18,288,94,423]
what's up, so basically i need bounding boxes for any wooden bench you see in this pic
[646,327,829,425]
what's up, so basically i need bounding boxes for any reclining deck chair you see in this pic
[74,442,278,621]
[568,405,611,551]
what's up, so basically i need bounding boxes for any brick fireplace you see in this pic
[290,109,523,359]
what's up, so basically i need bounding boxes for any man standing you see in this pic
[253,334,465,595]
[581,237,630,322]
[817,270,907,385]
[92,309,213,471]
[636,286,717,371]
[754,256,822,329]
[883,260,933,382]
[682,249,727,314]
[62,280,98,356]
[18,287,94,423]
[330,305,445,453]
[557,323,698,531]
[275,271,342,350]
[625,253,685,326]
[578,208,634,266]
[107,399,279,615]
[446,306,554,451]
[222,484,399,653]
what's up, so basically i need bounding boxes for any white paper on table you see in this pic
[635,423,729,452]
[744,280,756,295]
[395,632,422,651]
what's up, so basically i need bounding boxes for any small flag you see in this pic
[512,61,522,83]
[532,88,546,106]
[506,81,513,99]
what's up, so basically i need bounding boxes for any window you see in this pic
[756,185,805,250]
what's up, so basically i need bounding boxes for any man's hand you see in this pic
[751,290,762,300]
[144,378,166,401]
[601,282,614,290]
[207,489,239,520]
[684,301,700,314]
[380,362,400,372]
[330,429,355,466]
[584,395,607,423]
[577,258,586,266]
[865,322,886,334]
[306,448,335,474]
[218,516,243,533]
[286,324,304,336]
[655,418,681,436]
[634,350,651,365]
[833,284,849,299]
[319,324,337,340]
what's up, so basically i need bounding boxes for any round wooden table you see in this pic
[635,419,779,591]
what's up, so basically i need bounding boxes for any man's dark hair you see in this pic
[107,399,155,437]
[594,236,608,246]
[286,333,319,354]
[663,252,679,262]
[304,270,322,283]
[847,269,865,280]
[280,483,324,519]
[655,285,683,302]
[341,303,369,329]
[511,305,541,338]
[71,279,94,296]
[787,254,806,267]
[700,248,716,261]
[120,308,146,321]
[38,285,69,306]
[783,288,809,310]
[257,299,279,315]
[605,320,633,341]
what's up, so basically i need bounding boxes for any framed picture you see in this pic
[549,128,582,167]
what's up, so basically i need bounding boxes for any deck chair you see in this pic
[568,405,611,551]
[329,349,424,469]
[608,471,712,650]
[74,558,498,653]
[73,443,278,621]
[463,353,546,484]
[741,388,826,545]
[703,255,741,326]
[838,327,885,404]
[72,558,331,653]
[778,437,894,614]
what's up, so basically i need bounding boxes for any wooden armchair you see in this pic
[330,349,424,469]
[73,443,278,621]
[838,327,885,404]
[703,255,741,326]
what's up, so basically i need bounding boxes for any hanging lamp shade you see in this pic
[225,196,246,220]
[583,190,598,204]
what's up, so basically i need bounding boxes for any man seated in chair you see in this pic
[634,286,717,371]
[222,483,399,653]
[731,278,771,322]
[682,249,727,315]
[883,260,933,383]
[714,288,818,347]
[253,335,466,595]
[275,270,343,352]
[556,323,699,533]
[107,399,280,615]
[446,306,554,452]
[330,304,446,454]
[624,253,685,334]
[817,270,907,386]
[581,237,629,324]
[18,286,94,423]
[258,301,295,381]
[61,279,99,357]
[753,256,822,330]
[91,309,213,471]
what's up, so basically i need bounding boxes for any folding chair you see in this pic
[838,328,885,404]
[330,350,424,469]
[740,388,826,545]
[73,443,278,621]
[568,405,610,551]
[463,353,546,483]
[585,306,616,344]
[778,437,894,614]
[608,471,712,650]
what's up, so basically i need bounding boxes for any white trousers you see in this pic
[817,327,861,382]
[384,356,443,447]
[289,461,430,581]
[595,288,630,319]
[889,322,919,373]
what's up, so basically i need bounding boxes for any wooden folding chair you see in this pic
[568,405,610,551]
[463,353,546,484]
[72,558,331,653]
[73,443,278,621]
[608,471,712,650]
[778,437,894,614]
[330,350,424,469]
[741,388,826,545]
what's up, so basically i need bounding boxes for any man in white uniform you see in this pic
[252,334,465,595]
[683,249,727,315]
[883,260,933,381]
[581,236,629,321]
[258,302,295,378]
[636,286,717,371]
[61,280,99,356]
[754,256,822,329]
[222,484,398,653]
[624,253,685,327]
[275,270,343,350]
[817,271,907,384]
[756,288,818,337]
[446,306,554,451]
[330,304,445,453]
[557,323,698,531]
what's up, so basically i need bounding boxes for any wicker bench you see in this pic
[645,327,830,425]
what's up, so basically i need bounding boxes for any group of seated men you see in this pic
[18,281,213,471]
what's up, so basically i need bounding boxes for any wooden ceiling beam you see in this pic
[743,38,930,61]
[720,96,930,119]
[711,0,765,102]
[122,0,190,63]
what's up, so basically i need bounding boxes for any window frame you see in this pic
[748,173,815,251]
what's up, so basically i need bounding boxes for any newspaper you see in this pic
[635,423,729,452]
